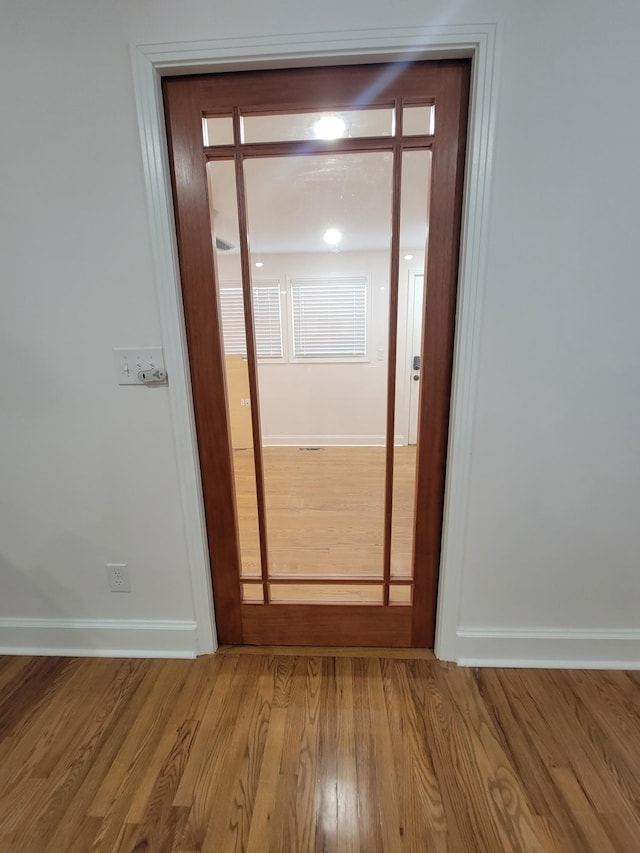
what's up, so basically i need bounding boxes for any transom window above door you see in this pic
[202,103,436,147]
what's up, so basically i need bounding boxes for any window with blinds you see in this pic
[290,277,368,359]
[219,282,283,359]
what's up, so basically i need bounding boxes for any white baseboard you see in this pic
[0,618,200,659]
[263,434,406,446]
[7,618,636,667]
[455,627,640,669]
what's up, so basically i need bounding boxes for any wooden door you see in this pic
[163,61,470,646]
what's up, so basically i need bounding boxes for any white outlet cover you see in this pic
[113,347,165,385]
[107,562,131,592]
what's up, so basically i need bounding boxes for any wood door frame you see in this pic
[130,24,501,659]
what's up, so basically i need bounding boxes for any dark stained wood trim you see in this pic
[187,61,465,111]
[232,108,271,604]
[204,135,434,160]
[217,644,435,658]
[235,102,401,117]
[382,98,404,605]
[241,605,412,646]
[162,78,244,643]
[411,61,471,647]
[240,577,414,585]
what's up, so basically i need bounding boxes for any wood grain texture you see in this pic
[2,653,640,852]
[237,446,417,583]
[411,60,471,647]
[163,76,244,644]
[383,98,405,604]
[240,604,412,646]
[217,644,436,659]
[233,104,271,605]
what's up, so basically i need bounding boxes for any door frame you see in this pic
[130,23,501,659]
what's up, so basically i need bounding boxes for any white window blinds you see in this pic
[290,277,367,359]
[252,285,283,357]
[219,282,283,358]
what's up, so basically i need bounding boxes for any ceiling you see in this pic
[206,148,431,256]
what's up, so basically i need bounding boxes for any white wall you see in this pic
[451,1,640,665]
[1,0,639,663]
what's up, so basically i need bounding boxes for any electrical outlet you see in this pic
[107,563,130,592]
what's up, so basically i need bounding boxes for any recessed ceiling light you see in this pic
[255,261,264,268]
[404,254,414,261]
[314,116,346,140]
[323,228,342,246]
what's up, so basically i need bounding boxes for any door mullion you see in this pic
[232,107,271,605]
[382,99,404,605]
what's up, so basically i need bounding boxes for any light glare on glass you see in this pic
[314,116,346,140]
[323,227,342,246]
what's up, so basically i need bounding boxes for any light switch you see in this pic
[113,347,166,385]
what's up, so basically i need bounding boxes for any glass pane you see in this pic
[391,149,432,578]
[269,583,384,604]
[390,442,417,579]
[202,116,234,146]
[206,159,240,252]
[403,105,435,136]
[243,151,393,583]
[242,583,264,603]
[206,159,261,579]
[389,584,412,604]
[241,108,393,143]
[290,277,367,359]
[219,281,284,359]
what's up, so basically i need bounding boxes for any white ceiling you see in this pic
[207,149,431,256]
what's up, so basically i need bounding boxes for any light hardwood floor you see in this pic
[1,650,640,851]
[234,446,417,601]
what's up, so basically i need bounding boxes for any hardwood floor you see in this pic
[1,651,640,851]
[234,446,418,601]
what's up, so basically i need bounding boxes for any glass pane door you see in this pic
[163,58,471,644]
[243,151,392,604]
[207,109,434,609]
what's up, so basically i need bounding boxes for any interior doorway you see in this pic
[163,60,470,646]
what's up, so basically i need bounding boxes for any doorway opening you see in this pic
[164,60,470,646]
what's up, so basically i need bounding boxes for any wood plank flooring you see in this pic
[234,446,417,595]
[1,651,640,851]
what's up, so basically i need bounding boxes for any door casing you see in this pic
[130,24,500,659]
